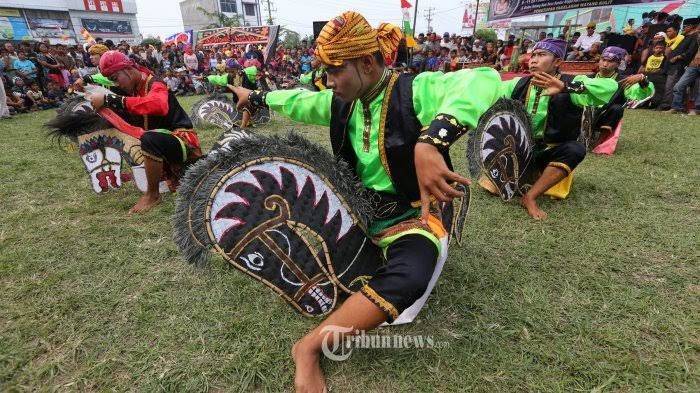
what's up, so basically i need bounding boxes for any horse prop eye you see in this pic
[85,151,99,164]
[240,252,264,271]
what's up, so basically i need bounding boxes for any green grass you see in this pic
[1,95,698,392]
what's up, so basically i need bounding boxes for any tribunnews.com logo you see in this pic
[320,325,450,361]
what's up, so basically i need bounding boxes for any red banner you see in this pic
[83,0,123,13]
[197,26,280,63]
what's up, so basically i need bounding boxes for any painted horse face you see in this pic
[79,135,124,193]
[468,99,534,201]
[206,158,381,316]
[193,98,237,129]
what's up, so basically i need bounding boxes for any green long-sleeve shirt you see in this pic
[498,75,618,140]
[264,68,503,193]
[593,73,655,102]
[623,82,654,101]
[86,72,113,87]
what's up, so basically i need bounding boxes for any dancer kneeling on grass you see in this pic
[86,50,202,213]
[230,11,504,392]
[591,46,655,136]
[497,39,620,220]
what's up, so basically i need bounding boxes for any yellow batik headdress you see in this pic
[315,11,403,66]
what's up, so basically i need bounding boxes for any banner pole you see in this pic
[413,0,419,36]
[473,0,480,37]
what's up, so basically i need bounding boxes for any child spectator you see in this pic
[13,51,37,83]
[26,82,55,110]
[163,70,181,94]
[45,80,65,105]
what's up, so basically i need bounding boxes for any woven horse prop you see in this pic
[46,96,169,193]
[173,132,469,323]
[468,98,537,201]
[190,93,238,130]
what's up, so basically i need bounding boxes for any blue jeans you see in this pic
[671,66,700,110]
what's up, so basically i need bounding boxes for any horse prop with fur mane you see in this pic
[173,132,470,324]
[46,96,169,193]
[467,98,537,201]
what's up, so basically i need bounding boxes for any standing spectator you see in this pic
[300,50,313,74]
[483,41,499,65]
[183,47,198,73]
[0,62,10,118]
[36,43,63,88]
[667,18,700,113]
[3,42,18,64]
[660,23,697,109]
[440,32,455,50]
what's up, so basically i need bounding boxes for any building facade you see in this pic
[180,0,262,32]
[0,0,140,44]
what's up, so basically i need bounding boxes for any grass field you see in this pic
[1,95,698,392]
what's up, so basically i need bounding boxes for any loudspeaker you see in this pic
[313,21,328,40]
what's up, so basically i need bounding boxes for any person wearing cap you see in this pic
[660,21,699,110]
[498,38,619,219]
[86,50,201,213]
[230,11,503,391]
[567,22,601,60]
[591,46,655,143]
[667,17,700,113]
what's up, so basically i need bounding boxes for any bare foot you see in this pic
[292,339,327,393]
[128,193,161,214]
[520,195,547,220]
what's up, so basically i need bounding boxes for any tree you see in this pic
[197,6,243,29]
[474,28,497,43]
[279,27,300,49]
[140,37,162,48]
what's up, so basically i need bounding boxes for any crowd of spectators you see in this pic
[1,6,698,119]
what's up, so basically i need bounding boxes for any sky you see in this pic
[135,0,469,39]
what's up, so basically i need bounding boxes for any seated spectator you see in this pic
[163,70,182,94]
[567,23,601,60]
[45,80,65,104]
[26,82,56,110]
[580,42,603,61]
[13,51,37,83]
[10,77,32,110]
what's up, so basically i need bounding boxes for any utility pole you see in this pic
[424,6,435,34]
[264,0,276,25]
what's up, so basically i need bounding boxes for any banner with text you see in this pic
[487,0,664,21]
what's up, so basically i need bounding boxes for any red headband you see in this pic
[99,50,152,77]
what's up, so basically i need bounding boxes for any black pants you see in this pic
[534,141,586,174]
[646,73,667,108]
[595,104,625,131]
[661,66,684,109]
[361,234,439,323]
[140,131,186,165]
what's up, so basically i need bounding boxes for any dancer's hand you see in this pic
[531,72,565,96]
[415,143,470,223]
[227,85,252,109]
[620,73,645,89]
[88,93,105,110]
